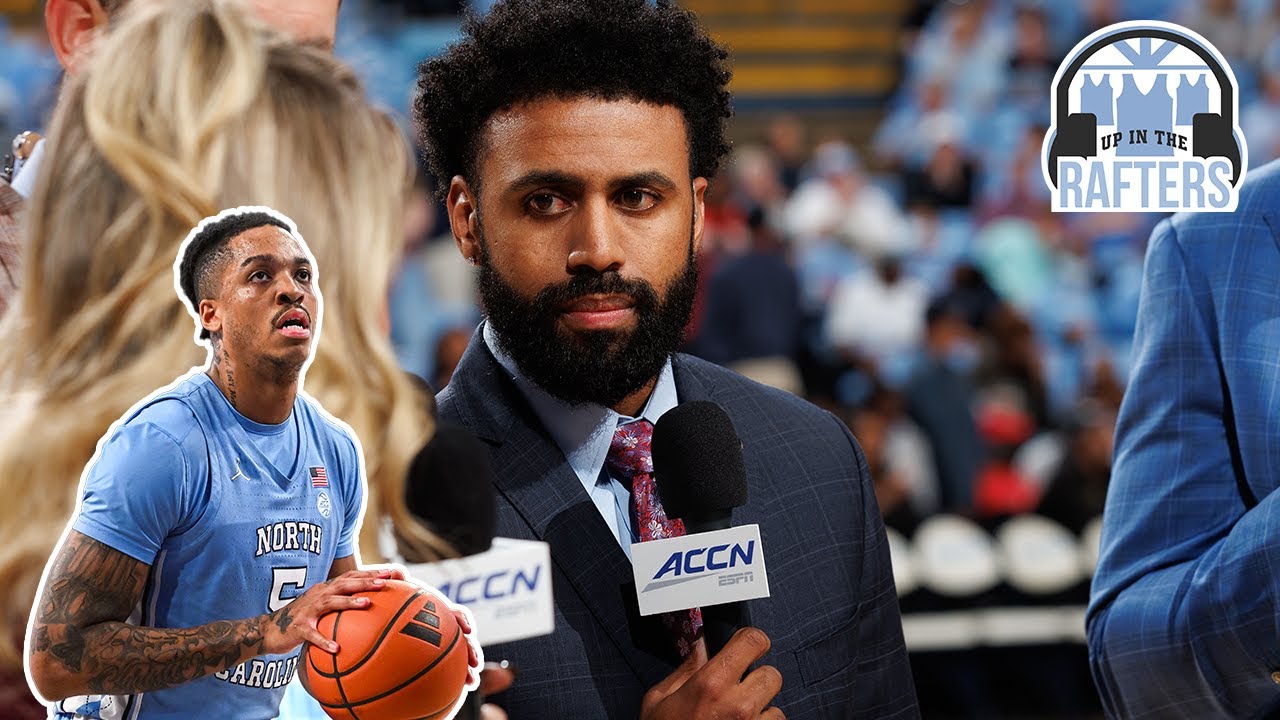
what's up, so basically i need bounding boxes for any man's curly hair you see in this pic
[413,0,732,200]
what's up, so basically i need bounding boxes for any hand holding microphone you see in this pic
[640,628,785,720]
[637,401,782,717]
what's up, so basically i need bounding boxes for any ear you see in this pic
[198,299,223,338]
[46,0,109,73]
[691,176,708,255]
[447,176,481,266]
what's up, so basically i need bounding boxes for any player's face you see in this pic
[451,97,707,407]
[211,226,320,379]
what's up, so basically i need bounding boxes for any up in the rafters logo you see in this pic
[1043,21,1247,212]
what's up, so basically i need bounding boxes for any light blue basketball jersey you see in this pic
[58,372,363,720]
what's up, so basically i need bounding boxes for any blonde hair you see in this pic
[0,0,449,668]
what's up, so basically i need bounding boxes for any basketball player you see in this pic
[25,208,476,718]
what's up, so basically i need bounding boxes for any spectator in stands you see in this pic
[979,122,1052,221]
[873,73,963,171]
[1248,0,1280,69]
[728,145,788,229]
[972,215,1057,315]
[782,140,910,258]
[908,0,1009,121]
[871,386,939,518]
[852,385,939,533]
[763,113,808,193]
[1004,2,1060,120]
[693,209,804,395]
[903,118,977,211]
[979,305,1053,431]
[905,299,984,512]
[1083,355,1125,412]
[849,405,921,535]
[1081,0,1120,35]
[897,0,946,77]
[699,159,751,259]
[431,326,473,391]
[824,252,928,374]
[1243,39,1280,165]
[1037,398,1113,534]
[972,398,1039,519]
[936,262,1003,333]
[1177,0,1248,68]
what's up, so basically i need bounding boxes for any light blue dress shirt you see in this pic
[483,322,678,560]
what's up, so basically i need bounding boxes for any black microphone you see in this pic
[652,401,750,657]
[403,422,497,720]
[404,421,498,557]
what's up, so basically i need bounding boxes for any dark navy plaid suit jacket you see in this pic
[437,329,918,719]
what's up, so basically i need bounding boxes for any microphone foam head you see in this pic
[405,422,497,556]
[651,401,748,518]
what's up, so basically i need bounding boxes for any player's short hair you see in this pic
[177,210,293,339]
[413,0,733,200]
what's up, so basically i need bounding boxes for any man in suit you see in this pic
[414,1,919,717]
[1089,159,1280,718]
[0,0,340,320]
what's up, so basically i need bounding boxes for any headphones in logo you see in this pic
[1045,28,1242,188]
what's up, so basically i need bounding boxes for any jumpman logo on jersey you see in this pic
[230,459,247,482]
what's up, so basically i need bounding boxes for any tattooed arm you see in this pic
[27,531,395,702]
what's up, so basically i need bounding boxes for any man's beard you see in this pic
[478,230,698,409]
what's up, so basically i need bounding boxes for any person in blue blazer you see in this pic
[411,1,919,718]
[1090,159,1280,718]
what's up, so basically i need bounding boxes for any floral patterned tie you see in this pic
[606,419,703,658]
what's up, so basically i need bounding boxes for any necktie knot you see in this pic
[606,419,654,483]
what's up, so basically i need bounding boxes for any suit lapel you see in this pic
[443,330,680,682]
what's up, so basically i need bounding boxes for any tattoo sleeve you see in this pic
[30,531,268,697]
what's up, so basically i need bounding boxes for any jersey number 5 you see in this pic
[269,566,308,613]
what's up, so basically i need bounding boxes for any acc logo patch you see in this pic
[317,491,331,519]
[1043,21,1246,212]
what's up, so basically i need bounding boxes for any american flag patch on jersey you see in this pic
[309,466,328,488]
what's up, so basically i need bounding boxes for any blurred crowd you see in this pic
[6,0,1269,582]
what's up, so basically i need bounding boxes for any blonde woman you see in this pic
[0,0,452,714]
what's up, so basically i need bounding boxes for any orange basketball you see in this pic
[298,580,470,720]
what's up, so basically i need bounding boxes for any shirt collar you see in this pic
[482,321,678,486]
